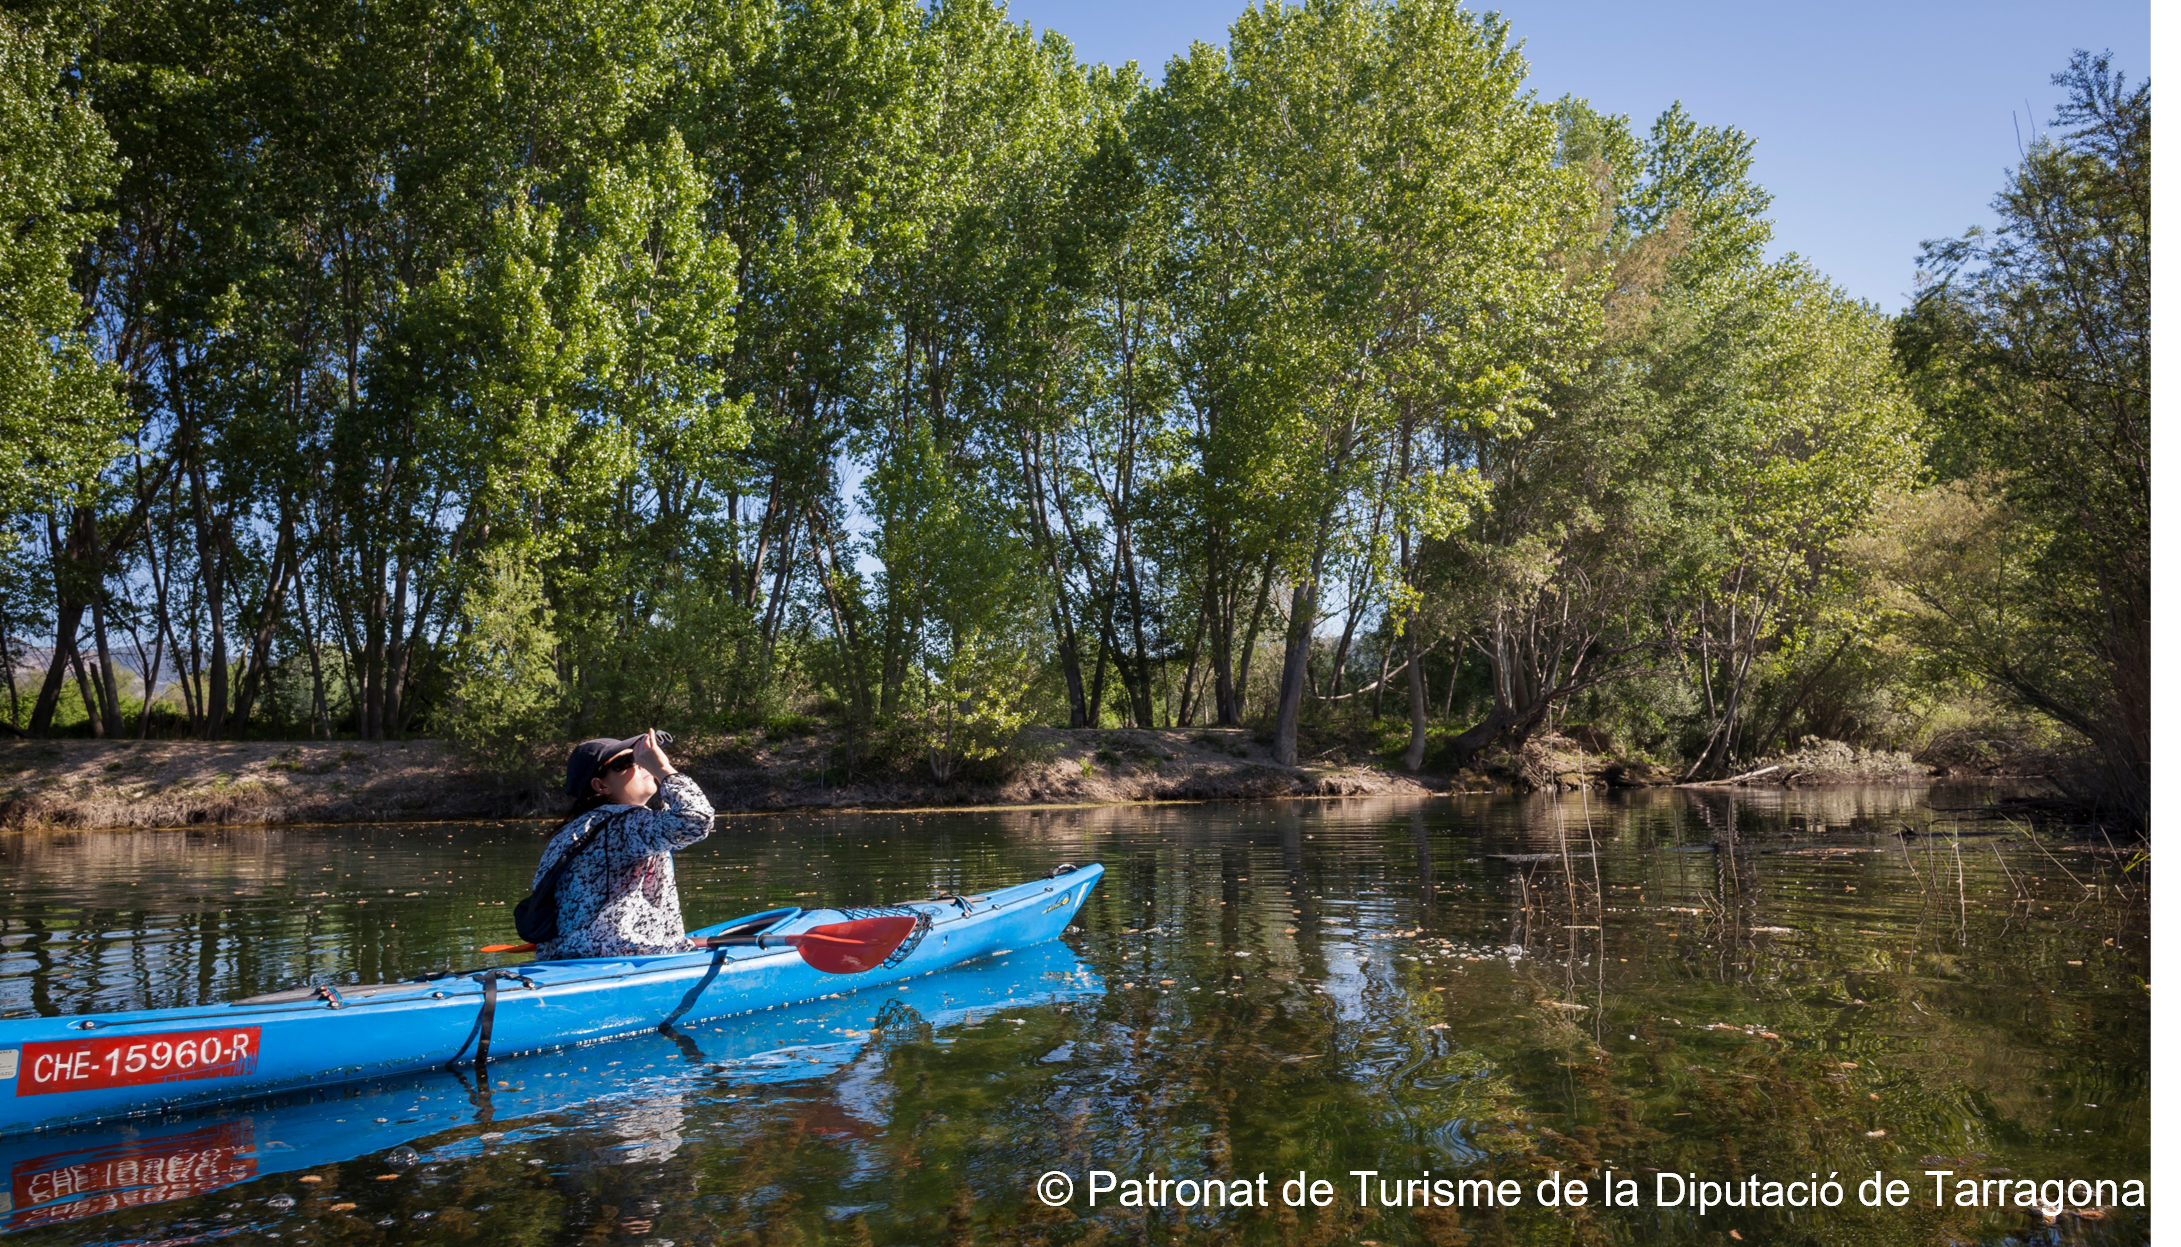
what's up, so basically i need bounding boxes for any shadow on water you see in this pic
[0,784,2148,1244]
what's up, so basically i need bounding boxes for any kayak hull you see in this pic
[0,938,1104,1231]
[0,863,1101,1136]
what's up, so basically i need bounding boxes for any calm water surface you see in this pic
[0,785,2148,1245]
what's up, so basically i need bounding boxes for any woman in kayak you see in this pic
[533,729,715,958]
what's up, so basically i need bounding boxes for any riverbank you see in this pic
[0,731,1451,831]
[0,738,531,830]
[0,728,1960,832]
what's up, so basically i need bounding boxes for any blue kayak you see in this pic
[0,863,1102,1137]
[0,938,1104,1232]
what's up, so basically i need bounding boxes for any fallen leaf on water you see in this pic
[330,1203,356,1212]
[376,1174,400,1181]
[1869,1093,1880,1101]
[1866,1129,1887,1138]
[1730,1231,1743,1241]
[300,1176,323,1184]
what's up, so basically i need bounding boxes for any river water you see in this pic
[0,785,2148,1245]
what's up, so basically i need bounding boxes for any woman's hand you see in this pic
[635,728,677,777]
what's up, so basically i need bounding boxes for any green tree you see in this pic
[1893,52,2147,820]
[1,12,133,738]
[0,14,124,521]
[444,546,562,769]
[1148,0,1581,766]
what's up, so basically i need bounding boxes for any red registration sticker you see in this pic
[14,1028,260,1097]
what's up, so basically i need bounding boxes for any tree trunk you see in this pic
[361,549,385,739]
[190,464,229,738]
[1271,573,1318,767]
[135,617,164,739]
[1021,433,1088,727]
[295,576,329,738]
[28,504,96,736]
[1205,562,1237,725]
[1403,624,1428,772]
[1400,529,1426,772]
[70,643,103,736]
[807,513,870,722]
[90,596,123,736]
[384,551,412,735]
[1085,633,1109,729]
[1052,605,1088,727]
[231,516,297,731]
[1174,604,1208,727]
[1231,549,1275,723]
[0,607,18,726]
[1118,534,1156,728]
[27,599,84,736]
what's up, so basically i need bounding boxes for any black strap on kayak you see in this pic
[657,945,728,1035]
[447,970,532,1072]
[472,973,503,1069]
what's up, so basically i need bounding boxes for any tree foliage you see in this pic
[4,0,2120,821]
[1891,52,2148,818]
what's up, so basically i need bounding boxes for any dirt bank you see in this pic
[692,725,1452,813]
[0,739,544,830]
[0,727,1961,833]
[0,729,1449,831]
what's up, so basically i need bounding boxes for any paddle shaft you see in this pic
[482,914,919,975]
[483,933,855,954]
[696,931,861,950]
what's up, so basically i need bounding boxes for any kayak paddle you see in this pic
[482,914,921,975]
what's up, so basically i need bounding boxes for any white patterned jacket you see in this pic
[531,773,715,959]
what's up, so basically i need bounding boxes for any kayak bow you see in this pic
[0,863,1101,1135]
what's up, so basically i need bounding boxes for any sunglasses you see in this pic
[600,753,639,775]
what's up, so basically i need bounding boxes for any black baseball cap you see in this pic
[564,735,646,796]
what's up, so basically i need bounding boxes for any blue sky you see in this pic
[1003,0,2149,311]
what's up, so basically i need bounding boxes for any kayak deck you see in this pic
[0,863,1101,1135]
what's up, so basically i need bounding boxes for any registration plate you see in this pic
[13,1028,261,1097]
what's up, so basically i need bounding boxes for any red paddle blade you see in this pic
[482,942,537,953]
[787,915,920,974]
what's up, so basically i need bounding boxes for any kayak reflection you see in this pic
[0,941,1101,1233]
